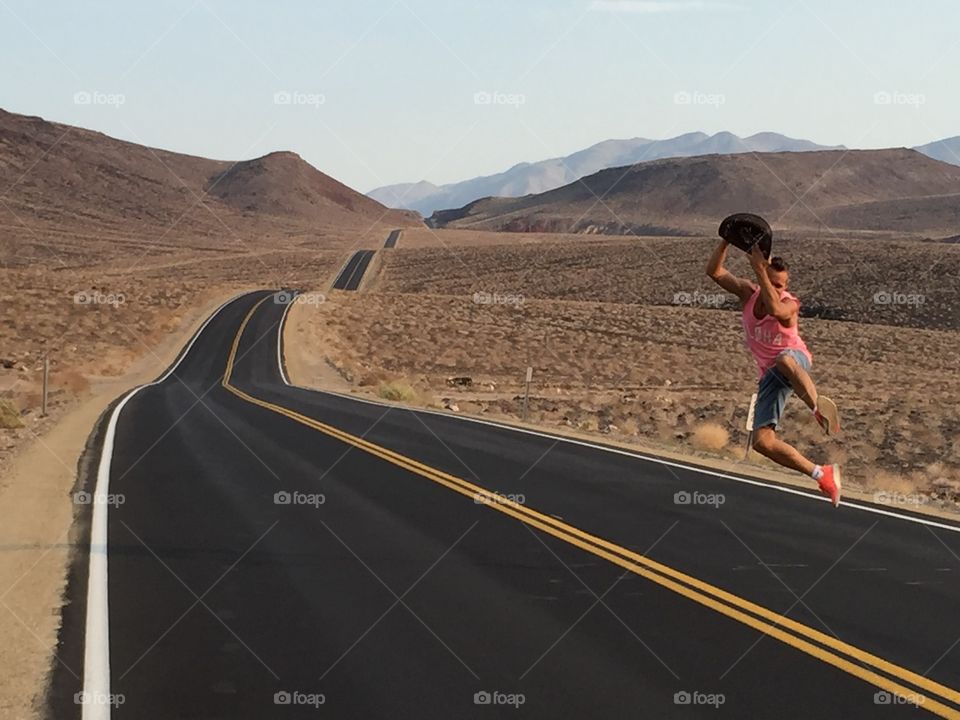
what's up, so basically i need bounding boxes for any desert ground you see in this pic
[286,230,960,512]
[368,233,960,330]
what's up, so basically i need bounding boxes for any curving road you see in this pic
[331,250,376,291]
[50,291,960,719]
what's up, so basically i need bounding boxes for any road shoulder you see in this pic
[0,290,240,720]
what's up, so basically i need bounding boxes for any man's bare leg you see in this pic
[752,427,816,475]
[753,426,842,506]
[774,353,818,411]
[775,353,841,434]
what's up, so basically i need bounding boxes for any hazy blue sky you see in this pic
[1,0,957,191]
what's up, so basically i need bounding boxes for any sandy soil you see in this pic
[0,291,240,720]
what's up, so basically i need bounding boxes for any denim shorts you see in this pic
[753,349,811,431]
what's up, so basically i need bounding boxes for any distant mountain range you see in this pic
[914,136,960,166]
[368,132,844,216]
[370,131,960,217]
[429,148,960,236]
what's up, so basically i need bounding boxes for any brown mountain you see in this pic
[0,108,418,263]
[428,149,960,237]
[206,150,410,221]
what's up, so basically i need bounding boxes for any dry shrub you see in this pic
[357,369,391,387]
[861,469,914,493]
[618,417,640,437]
[581,416,600,433]
[691,422,729,451]
[0,398,23,428]
[378,380,417,402]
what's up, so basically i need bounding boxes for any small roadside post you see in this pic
[41,353,49,417]
[522,366,533,422]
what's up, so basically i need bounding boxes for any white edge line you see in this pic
[81,292,251,720]
[277,296,293,386]
[275,300,960,535]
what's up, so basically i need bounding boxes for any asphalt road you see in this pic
[51,291,960,719]
[384,229,401,248]
[331,250,376,290]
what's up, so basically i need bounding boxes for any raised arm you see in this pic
[706,239,756,303]
[749,245,797,325]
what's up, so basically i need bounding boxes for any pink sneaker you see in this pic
[817,464,842,507]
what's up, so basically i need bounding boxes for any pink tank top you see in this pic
[741,287,811,378]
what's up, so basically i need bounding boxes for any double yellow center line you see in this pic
[222,295,960,718]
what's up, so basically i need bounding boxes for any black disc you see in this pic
[718,213,773,258]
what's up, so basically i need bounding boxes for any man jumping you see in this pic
[706,239,842,507]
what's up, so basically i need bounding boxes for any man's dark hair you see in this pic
[770,256,789,272]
